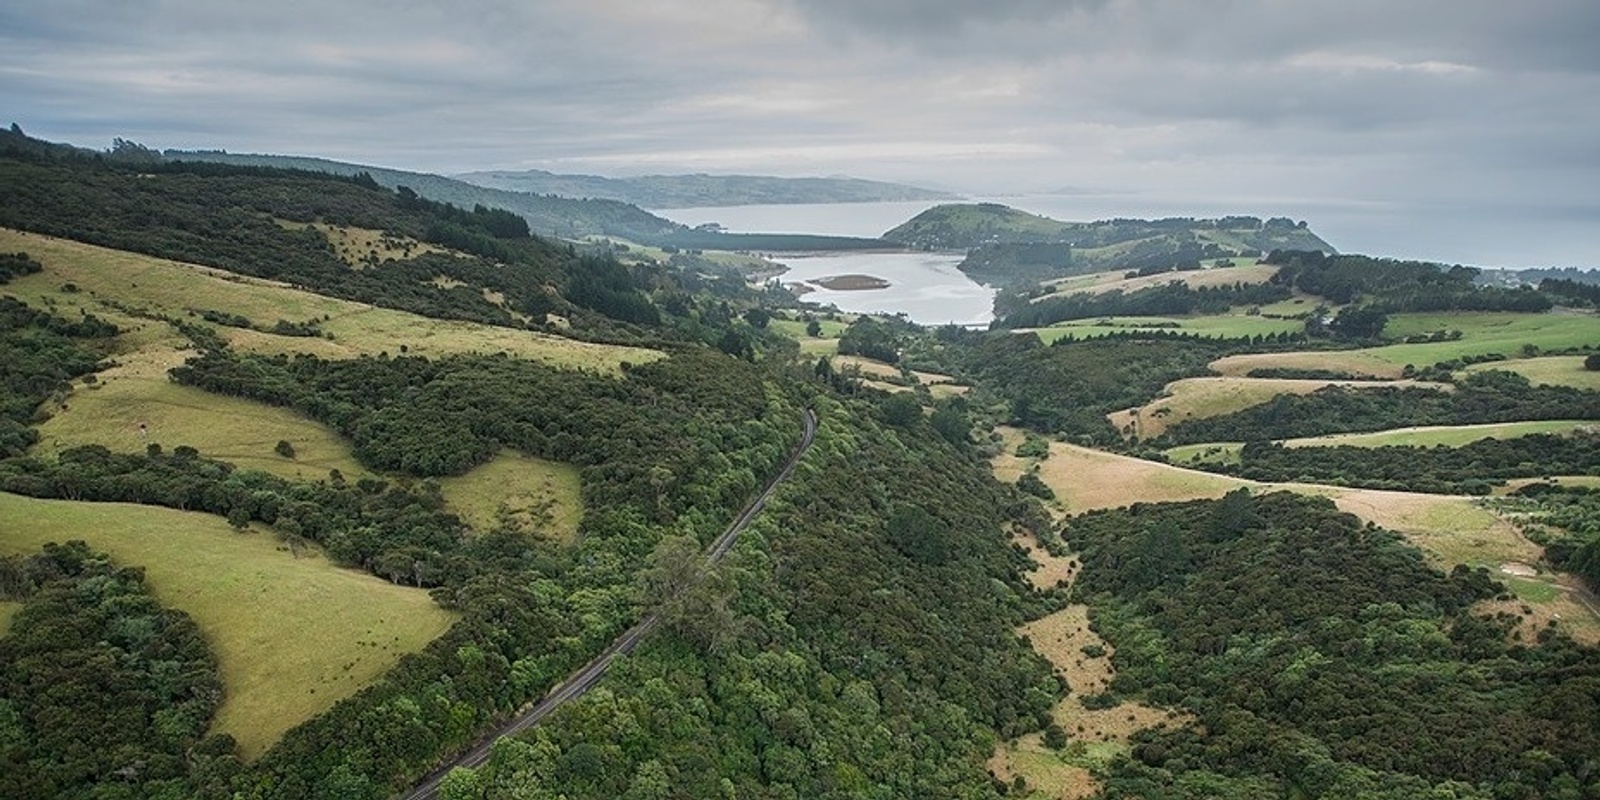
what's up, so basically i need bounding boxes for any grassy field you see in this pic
[36,347,370,483]
[1211,312,1600,378]
[276,221,446,268]
[1034,262,1278,302]
[436,450,583,541]
[832,354,902,379]
[1029,313,1303,343]
[768,316,848,356]
[1463,355,1600,390]
[1170,420,1600,462]
[1209,349,1404,379]
[0,493,457,759]
[993,430,1599,643]
[0,228,662,372]
[1285,419,1595,448]
[1107,376,1444,439]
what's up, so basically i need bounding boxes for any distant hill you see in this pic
[452,169,959,208]
[161,151,887,251]
[882,202,1336,283]
[162,150,684,242]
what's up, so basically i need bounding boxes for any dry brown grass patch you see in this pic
[1109,377,1449,439]
[1208,350,1404,379]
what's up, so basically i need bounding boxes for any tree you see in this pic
[805,319,823,337]
[885,504,953,565]
[742,307,771,329]
[929,405,969,445]
[838,317,900,364]
[1585,353,1600,371]
[275,439,296,458]
[880,392,922,428]
[1328,305,1388,340]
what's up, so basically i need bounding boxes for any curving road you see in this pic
[399,408,817,800]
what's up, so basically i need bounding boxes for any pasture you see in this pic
[1029,313,1302,344]
[1463,356,1600,390]
[1033,262,1278,302]
[276,221,446,268]
[436,450,584,541]
[1170,420,1600,461]
[1284,419,1595,448]
[1107,376,1444,439]
[0,228,662,372]
[0,493,456,759]
[1212,311,1600,378]
[38,348,580,541]
[36,347,369,483]
[994,431,1598,643]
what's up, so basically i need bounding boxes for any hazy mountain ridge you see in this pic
[159,150,889,252]
[161,150,684,242]
[453,169,960,208]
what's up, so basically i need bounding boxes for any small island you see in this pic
[811,274,891,291]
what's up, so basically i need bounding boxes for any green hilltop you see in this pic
[883,202,1337,283]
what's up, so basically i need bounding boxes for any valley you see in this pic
[1,129,1598,800]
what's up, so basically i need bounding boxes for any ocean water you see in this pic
[655,194,1597,323]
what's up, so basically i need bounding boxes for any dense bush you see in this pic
[1068,491,1600,798]
[0,541,225,799]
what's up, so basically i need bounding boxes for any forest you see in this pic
[1068,491,1600,799]
[0,541,225,800]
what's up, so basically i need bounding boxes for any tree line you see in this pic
[1159,370,1600,445]
[1211,432,1600,494]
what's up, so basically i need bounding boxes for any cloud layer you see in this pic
[3,0,1596,263]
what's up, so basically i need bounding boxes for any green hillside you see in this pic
[882,202,1336,283]
[4,128,1599,800]
[161,151,888,251]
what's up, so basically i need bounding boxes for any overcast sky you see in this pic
[3,1,1596,264]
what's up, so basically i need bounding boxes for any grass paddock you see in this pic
[0,493,456,759]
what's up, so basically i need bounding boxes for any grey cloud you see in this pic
[0,0,1595,263]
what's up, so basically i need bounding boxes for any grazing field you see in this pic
[1169,420,1600,461]
[831,354,901,379]
[1463,355,1600,390]
[1107,376,1445,439]
[36,347,369,483]
[994,431,1599,643]
[1029,313,1302,343]
[276,221,446,268]
[768,317,848,340]
[0,228,662,372]
[1284,419,1595,448]
[1033,262,1278,302]
[437,451,583,540]
[0,493,457,759]
[992,427,1250,513]
[1212,312,1600,379]
[1208,349,1404,378]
